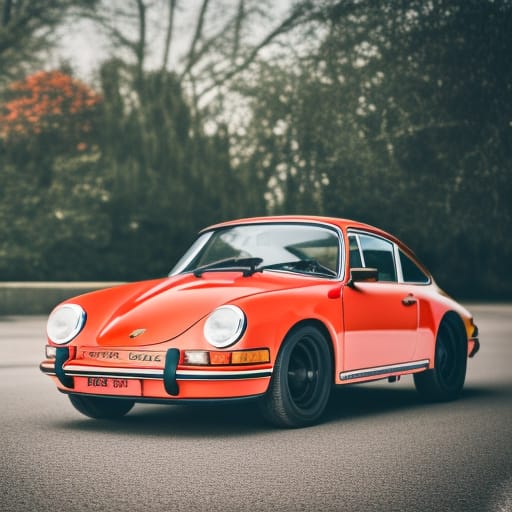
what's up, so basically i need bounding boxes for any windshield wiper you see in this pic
[193,257,263,277]
[256,259,337,278]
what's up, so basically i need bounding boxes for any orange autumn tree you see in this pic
[0,70,109,280]
[0,70,102,151]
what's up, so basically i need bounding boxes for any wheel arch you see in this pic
[432,310,468,371]
[414,309,468,401]
[281,319,336,381]
[259,318,335,426]
[438,311,467,342]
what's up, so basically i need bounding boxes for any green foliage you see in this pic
[94,64,245,279]
[0,63,246,280]
[238,0,512,297]
[0,154,110,279]
[0,69,108,279]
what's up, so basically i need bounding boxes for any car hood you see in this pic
[75,272,320,347]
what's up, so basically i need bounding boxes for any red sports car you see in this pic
[40,216,479,427]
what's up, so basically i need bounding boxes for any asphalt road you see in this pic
[1,305,511,512]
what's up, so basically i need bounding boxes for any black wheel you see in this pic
[68,394,134,419]
[259,325,332,428]
[414,318,467,401]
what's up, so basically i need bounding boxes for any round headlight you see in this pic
[203,305,246,348]
[47,304,86,345]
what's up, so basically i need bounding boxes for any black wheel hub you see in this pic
[437,324,459,386]
[287,337,322,409]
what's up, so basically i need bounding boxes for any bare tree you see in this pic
[83,0,314,108]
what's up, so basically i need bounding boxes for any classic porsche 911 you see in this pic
[40,216,479,427]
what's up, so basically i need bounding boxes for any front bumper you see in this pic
[40,347,272,400]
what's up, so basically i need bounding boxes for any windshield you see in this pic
[170,223,341,278]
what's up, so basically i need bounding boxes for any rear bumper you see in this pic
[40,347,272,400]
[468,337,480,358]
[467,322,480,358]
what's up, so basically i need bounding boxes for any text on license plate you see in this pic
[88,377,129,388]
[84,377,141,396]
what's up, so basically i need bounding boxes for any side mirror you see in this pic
[347,267,378,288]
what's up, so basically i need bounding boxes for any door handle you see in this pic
[402,295,417,306]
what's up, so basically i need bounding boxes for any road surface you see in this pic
[1,304,511,511]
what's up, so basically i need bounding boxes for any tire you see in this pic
[414,318,467,402]
[259,325,332,428]
[68,394,135,419]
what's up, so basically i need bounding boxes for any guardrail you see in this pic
[0,282,124,315]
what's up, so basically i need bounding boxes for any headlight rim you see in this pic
[47,303,86,345]
[203,305,246,348]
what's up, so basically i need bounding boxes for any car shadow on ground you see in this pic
[325,384,508,422]
[52,383,499,438]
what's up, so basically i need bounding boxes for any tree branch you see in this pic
[135,0,146,81]
[84,11,138,52]
[180,0,210,80]
[196,3,311,100]
[232,0,244,63]
[160,0,176,72]
[2,0,12,26]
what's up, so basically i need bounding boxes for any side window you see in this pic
[348,235,363,268]
[399,250,430,284]
[359,234,397,282]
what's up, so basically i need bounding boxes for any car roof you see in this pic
[203,215,391,239]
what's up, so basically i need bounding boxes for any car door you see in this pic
[342,232,419,372]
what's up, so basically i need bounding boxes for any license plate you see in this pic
[77,377,141,396]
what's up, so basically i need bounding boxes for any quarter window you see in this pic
[358,234,397,282]
[399,251,430,284]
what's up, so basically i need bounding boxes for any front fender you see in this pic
[234,284,343,369]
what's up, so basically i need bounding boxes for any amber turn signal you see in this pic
[183,348,270,366]
[231,349,270,364]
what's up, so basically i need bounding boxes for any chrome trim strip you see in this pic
[339,359,430,381]
[394,242,404,283]
[177,369,272,380]
[61,364,272,381]
[63,365,164,380]
[40,364,56,375]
